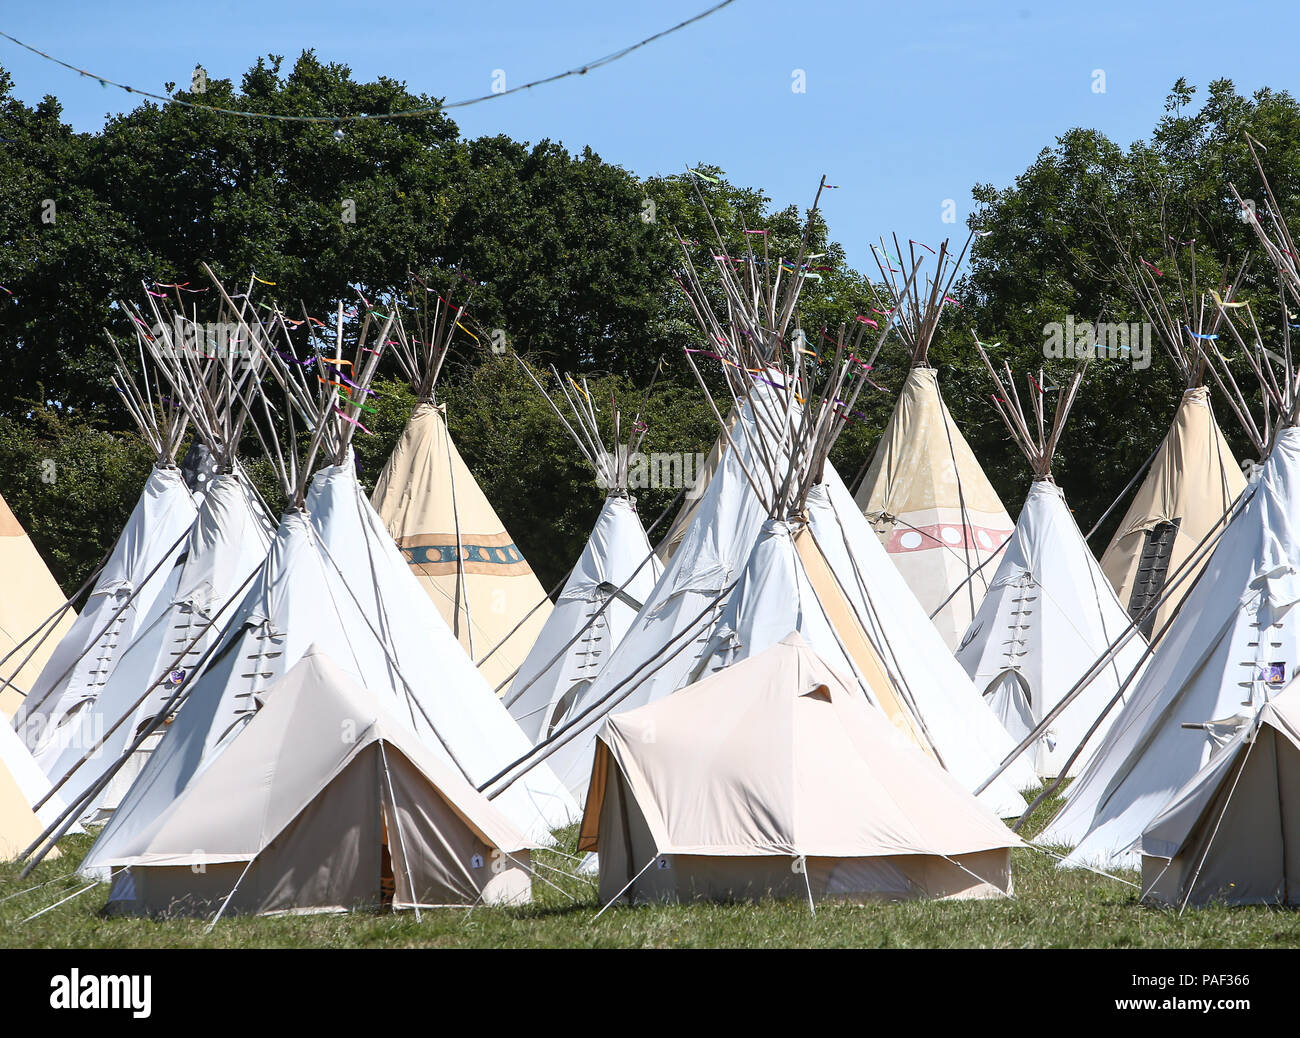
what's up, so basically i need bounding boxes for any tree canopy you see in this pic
[1,55,1296,592]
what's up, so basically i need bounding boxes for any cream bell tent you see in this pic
[1139,681,1300,908]
[1041,184,1300,866]
[694,510,1031,818]
[15,348,198,763]
[0,490,75,719]
[1100,248,1246,637]
[102,648,533,916]
[853,237,1014,649]
[579,633,1020,905]
[371,288,551,695]
[506,363,663,742]
[955,350,1149,779]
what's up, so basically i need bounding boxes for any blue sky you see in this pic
[1,1,1294,270]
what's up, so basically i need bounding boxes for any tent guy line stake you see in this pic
[21,869,125,925]
[205,858,256,934]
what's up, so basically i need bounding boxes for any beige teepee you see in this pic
[371,282,552,696]
[853,237,1014,649]
[0,492,76,720]
[1099,247,1246,638]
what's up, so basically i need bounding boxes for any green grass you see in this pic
[3,789,1300,948]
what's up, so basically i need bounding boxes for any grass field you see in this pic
[2,788,1298,949]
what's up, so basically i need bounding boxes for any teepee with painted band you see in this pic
[371,281,552,696]
[506,360,663,743]
[955,346,1149,779]
[853,236,1014,649]
[1098,244,1246,639]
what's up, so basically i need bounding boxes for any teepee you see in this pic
[1099,246,1247,637]
[0,491,75,720]
[1042,153,1300,867]
[14,328,199,766]
[506,362,663,742]
[371,282,552,695]
[853,237,1014,649]
[487,181,1035,817]
[955,347,1149,779]
[36,294,275,826]
[55,287,574,879]
[581,633,1020,906]
[100,648,533,916]
[1,719,64,860]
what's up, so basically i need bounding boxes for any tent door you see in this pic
[379,809,395,911]
[1127,518,1180,637]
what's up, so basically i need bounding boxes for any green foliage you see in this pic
[3,62,1300,593]
[7,798,1300,948]
[0,406,154,588]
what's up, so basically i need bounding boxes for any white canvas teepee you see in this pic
[506,390,778,800]
[27,306,275,824]
[15,349,198,764]
[48,472,274,825]
[853,238,1014,649]
[1043,169,1300,865]
[1139,679,1300,907]
[72,296,575,879]
[1100,248,1247,638]
[506,365,663,742]
[580,633,1020,906]
[371,288,552,695]
[0,490,75,720]
[955,351,1149,779]
[959,480,1148,779]
[101,648,533,916]
[492,188,1035,816]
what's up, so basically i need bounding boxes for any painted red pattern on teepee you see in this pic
[884,523,1012,554]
